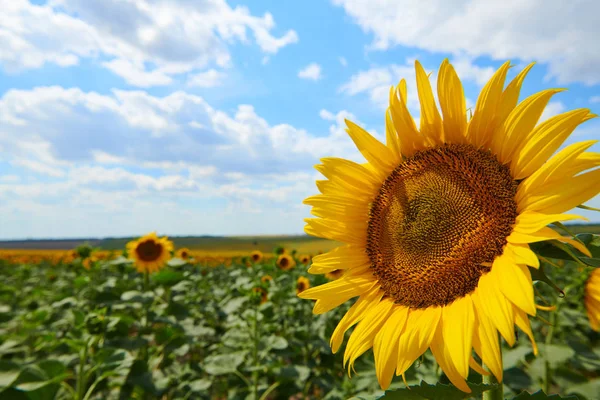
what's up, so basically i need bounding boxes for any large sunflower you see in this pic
[585,268,600,331]
[127,232,173,274]
[298,59,599,392]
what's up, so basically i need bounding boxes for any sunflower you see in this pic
[176,247,191,260]
[299,254,311,264]
[127,232,174,274]
[261,275,273,284]
[298,59,599,392]
[251,250,264,263]
[585,268,600,331]
[277,254,296,271]
[296,276,311,295]
[325,269,344,281]
[252,287,268,304]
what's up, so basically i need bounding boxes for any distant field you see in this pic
[1,223,598,255]
[0,235,341,256]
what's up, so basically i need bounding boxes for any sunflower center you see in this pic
[279,257,289,268]
[135,240,163,262]
[367,144,518,309]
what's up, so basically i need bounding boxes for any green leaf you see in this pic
[277,365,311,385]
[221,297,247,315]
[203,352,247,375]
[378,381,499,399]
[152,270,184,286]
[512,390,579,399]
[267,336,288,350]
[189,378,212,392]
[167,258,188,268]
[539,344,576,369]
[0,361,20,389]
[566,379,600,400]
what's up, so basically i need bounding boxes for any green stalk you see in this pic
[252,303,260,400]
[76,339,90,400]
[543,301,559,394]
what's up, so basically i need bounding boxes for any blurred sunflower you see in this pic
[585,268,600,331]
[277,254,296,271]
[251,250,264,263]
[296,276,311,295]
[325,269,343,281]
[252,287,268,304]
[299,254,311,264]
[299,59,599,391]
[127,232,174,274]
[176,248,191,260]
[261,275,273,284]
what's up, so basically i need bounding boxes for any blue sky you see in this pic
[0,0,599,239]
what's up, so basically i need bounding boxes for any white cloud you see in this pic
[332,0,600,85]
[0,0,298,87]
[590,96,600,104]
[539,101,566,122]
[187,69,227,87]
[298,63,322,81]
[339,57,347,67]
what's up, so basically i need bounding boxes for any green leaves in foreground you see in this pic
[377,382,582,400]
[377,382,499,400]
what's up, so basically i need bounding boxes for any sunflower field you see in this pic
[0,234,598,400]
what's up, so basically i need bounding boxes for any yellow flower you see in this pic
[261,275,273,284]
[276,254,296,271]
[585,268,600,331]
[250,250,264,263]
[176,248,191,260]
[299,254,311,264]
[252,287,268,304]
[299,59,599,392]
[296,276,311,295]
[126,232,173,274]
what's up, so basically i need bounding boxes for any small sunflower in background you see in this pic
[127,232,174,274]
[299,254,311,265]
[276,254,296,271]
[251,250,264,263]
[252,287,268,304]
[325,269,343,281]
[299,59,599,391]
[585,268,600,331]
[296,276,310,295]
[176,247,191,260]
[261,275,273,284]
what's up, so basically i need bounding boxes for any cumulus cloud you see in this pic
[332,0,600,85]
[0,0,298,86]
[187,69,227,87]
[298,63,322,81]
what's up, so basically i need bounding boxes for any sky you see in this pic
[0,0,599,239]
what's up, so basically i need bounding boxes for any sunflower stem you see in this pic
[482,336,503,400]
[543,299,559,394]
[252,301,260,400]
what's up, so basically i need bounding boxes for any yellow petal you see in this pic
[345,119,398,178]
[511,109,593,179]
[513,306,538,355]
[507,226,591,257]
[344,298,395,372]
[304,218,366,246]
[298,273,377,314]
[389,79,424,157]
[437,59,467,144]
[385,108,402,161]
[474,272,516,345]
[517,168,600,216]
[513,211,587,234]
[308,245,370,274]
[493,254,536,316]
[415,60,443,145]
[330,286,384,353]
[497,88,565,164]
[517,140,597,201]
[472,295,503,381]
[373,306,409,390]
[396,306,442,375]
[441,295,475,378]
[466,61,511,148]
[429,322,471,393]
[507,243,539,269]
[317,157,381,190]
